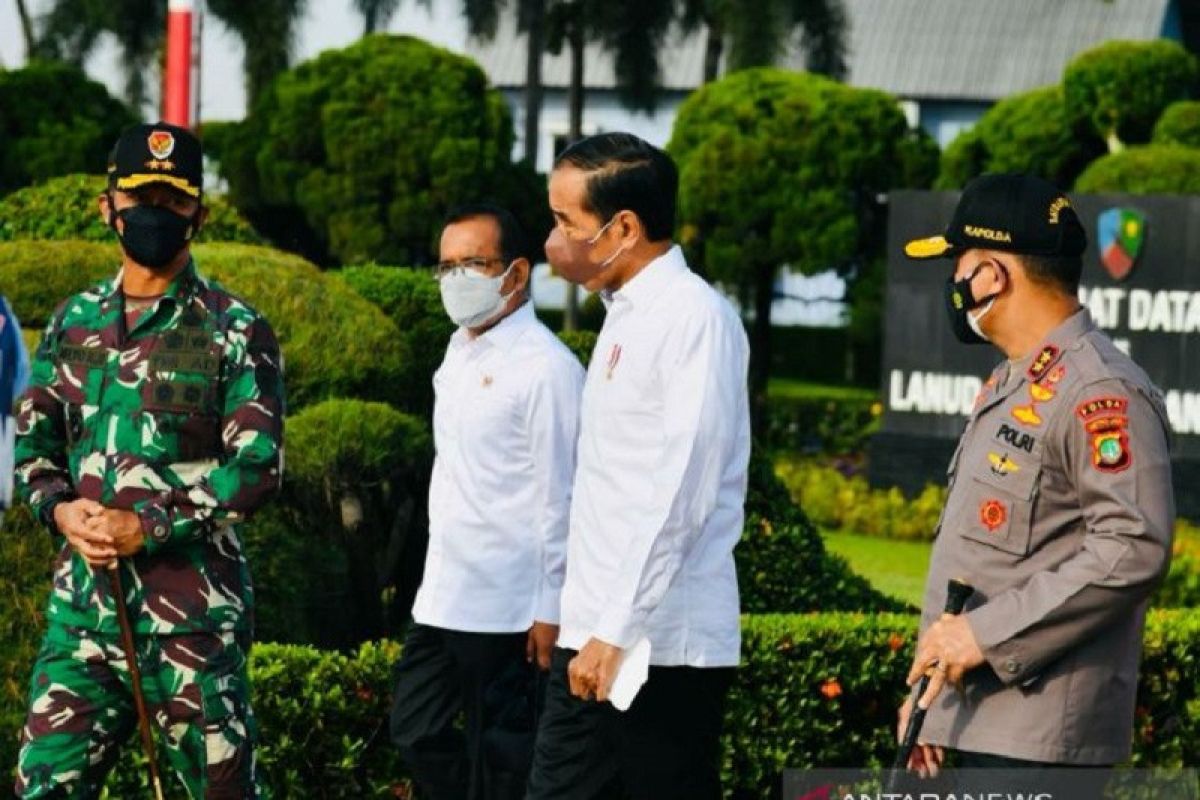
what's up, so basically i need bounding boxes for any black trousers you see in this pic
[390,623,539,800]
[526,647,735,800]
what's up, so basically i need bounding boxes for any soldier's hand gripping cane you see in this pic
[107,562,166,800]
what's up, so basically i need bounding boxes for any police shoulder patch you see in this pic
[1077,396,1131,473]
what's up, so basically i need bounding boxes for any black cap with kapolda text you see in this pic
[905,173,1087,261]
[107,122,203,199]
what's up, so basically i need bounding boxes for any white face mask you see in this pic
[439,262,517,329]
[966,298,996,342]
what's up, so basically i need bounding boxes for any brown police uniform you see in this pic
[907,174,1175,766]
[920,309,1174,764]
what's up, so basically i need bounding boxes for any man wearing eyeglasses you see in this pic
[389,203,585,800]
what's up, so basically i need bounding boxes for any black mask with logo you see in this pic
[110,201,199,270]
[944,263,1003,345]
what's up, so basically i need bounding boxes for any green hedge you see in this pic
[98,611,1200,797]
[0,174,262,244]
[764,392,881,456]
[1153,100,1200,147]
[775,457,945,541]
[740,451,906,614]
[0,241,406,410]
[0,506,54,779]
[336,265,455,417]
[1074,145,1200,195]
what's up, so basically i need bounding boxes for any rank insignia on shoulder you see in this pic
[980,499,1008,532]
[1012,405,1043,426]
[988,452,1020,476]
[1026,345,1062,381]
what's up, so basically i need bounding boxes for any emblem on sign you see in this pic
[148,130,176,160]
[1097,207,1147,282]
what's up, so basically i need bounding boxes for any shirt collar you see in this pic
[1009,307,1096,384]
[611,245,688,309]
[107,259,202,306]
[451,299,536,353]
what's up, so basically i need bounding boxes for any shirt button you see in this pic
[153,525,167,540]
[1004,658,1020,674]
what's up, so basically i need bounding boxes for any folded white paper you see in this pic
[608,636,651,712]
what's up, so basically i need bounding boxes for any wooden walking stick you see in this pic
[889,578,975,786]
[107,561,167,800]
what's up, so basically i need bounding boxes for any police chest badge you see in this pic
[1077,396,1132,473]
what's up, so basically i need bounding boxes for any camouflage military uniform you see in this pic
[13,260,284,798]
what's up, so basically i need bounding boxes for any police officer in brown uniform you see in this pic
[898,174,1175,775]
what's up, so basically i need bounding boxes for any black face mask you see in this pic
[944,263,1003,345]
[112,204,197,269]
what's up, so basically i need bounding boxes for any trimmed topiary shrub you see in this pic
[0,62,137,196]
[0,174,262,244]
[337,265,455,418]
[1074,145,1200,195]
[1153,100,1200,147]
[1064,40,1199,152]
[284,399,433,647]
[936,85,1106,190]
[213,34,537,266]
[0,241,406,410]
[740,450,907,614]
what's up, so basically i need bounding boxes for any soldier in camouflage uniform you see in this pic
[12,122,284,799]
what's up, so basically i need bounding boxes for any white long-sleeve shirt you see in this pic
[412,301,585,633]
[557,246,751,667]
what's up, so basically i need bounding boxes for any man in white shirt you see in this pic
[389,204,585,800]
[526,133,751,799]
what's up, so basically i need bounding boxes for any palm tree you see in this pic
[463,0,547,168]
[207,0,309,109]
[468,0,673,329]
[14,0,37,60]
[352,0,427,35]
[680,0,848,83]
[37,0,165,112]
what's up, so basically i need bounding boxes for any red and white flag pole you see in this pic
[163,0,194,127]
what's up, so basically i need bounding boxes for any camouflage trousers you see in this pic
[15,623,266,799]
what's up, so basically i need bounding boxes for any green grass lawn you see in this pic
[821,530,932,607]
[767,378,878,402]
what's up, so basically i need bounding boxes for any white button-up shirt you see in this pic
[558,246,751,667]
[412,301,584,633]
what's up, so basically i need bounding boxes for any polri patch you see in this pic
[995,423,1036,453]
